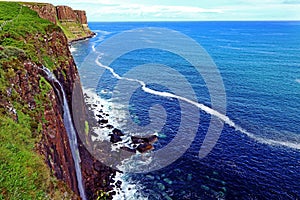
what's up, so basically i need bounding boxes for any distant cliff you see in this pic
[24,3,95,42]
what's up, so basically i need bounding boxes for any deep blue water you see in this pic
[72,22,300,199]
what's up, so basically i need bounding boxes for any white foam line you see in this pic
[94,56,300,151]
[92,45,96,52]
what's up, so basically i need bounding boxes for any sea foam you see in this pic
[94,57,300,151]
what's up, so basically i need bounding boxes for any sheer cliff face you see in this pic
[41,19,116,200]
[56,6,78,21]
[1,2,115,199]
[38,30,80,195]
[1,3,114,200]
[25,3,57,24]
[25,3,94,42]
[1,27,79,198]
[74,10,88,24]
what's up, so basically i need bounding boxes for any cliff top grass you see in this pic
[0,2,58,63]
[0,2,76,199]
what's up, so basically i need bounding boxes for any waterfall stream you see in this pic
[41,67,86,200]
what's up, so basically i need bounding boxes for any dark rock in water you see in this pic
[112,128,124,136]
[131,136,145,144]
[136,143,153,153]
[99,119,108,124]
[106,124,114,129]
[116,180,122,188]
[90,131,98,137]
[147,135,158,144]
[131,135,158,144]
[109,133,122,143]
[120,146,136,153]
[96,114,102,118]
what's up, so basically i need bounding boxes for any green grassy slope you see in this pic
[57,19,91,41]
[0,2,76,199]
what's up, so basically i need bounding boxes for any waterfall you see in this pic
[41,67,87,200]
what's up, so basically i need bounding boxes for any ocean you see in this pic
[71,21,300,199]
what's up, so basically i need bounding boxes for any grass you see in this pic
[0,2,61,66]
[0,115,46,199]
[0,113,74,199]
[85,120,89,136]
[56,20,75,39]
[57,20,89,41]
[0,2,77,199]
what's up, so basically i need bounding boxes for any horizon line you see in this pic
[87,20,300,23]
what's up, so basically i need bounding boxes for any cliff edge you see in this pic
[24,3,95,42]
[0,2,114,200]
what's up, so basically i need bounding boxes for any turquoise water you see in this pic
[72,21,300,199]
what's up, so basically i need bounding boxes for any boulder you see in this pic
[112,128,124,136]
[109,134,122,143]
[106,124,114,129]
[131,136,145,144]
[131,135,158,144]
[98,119,108,124]
[115,180,122,188]
[147,135,158,144]
[136,143,153,153]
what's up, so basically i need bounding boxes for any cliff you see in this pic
[24,3,95,42]
[0,2,114,200]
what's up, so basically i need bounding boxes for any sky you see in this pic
[8,0,300,21]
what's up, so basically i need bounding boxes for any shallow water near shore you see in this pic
[72,21,300,199]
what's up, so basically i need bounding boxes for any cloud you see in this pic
[282,0,300,4]
[95,4,223,15]
[7,0,300,21]
[84,2,226,20]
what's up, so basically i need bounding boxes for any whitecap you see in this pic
[112,172,147,200]
[69,46,77,53]
[94,58,300,151]
[219,45,242,50]
[93,30,112,35]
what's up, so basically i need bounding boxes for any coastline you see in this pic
[68,20,300,200]
[80,87,158,199]
[69,32,96,44]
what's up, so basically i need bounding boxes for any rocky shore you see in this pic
[81,89,159,198]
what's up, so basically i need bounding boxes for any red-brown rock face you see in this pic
[25,4,88,25]
[3,4,113,199]
[42,88,80,195]
[25,3,57,24]
[56,6,78,22]
[32,29,81,195]
[75,10,87,24]
[26,4,95,42]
